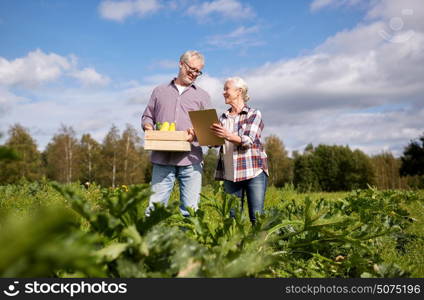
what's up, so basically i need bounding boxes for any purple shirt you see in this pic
[141,79,212,166]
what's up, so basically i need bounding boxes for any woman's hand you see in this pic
[210,123,242,145]
[210,123,230,140]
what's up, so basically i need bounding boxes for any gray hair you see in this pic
[180,50,205,65]
[226,77,250,102]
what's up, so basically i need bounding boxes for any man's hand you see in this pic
[143,123,154,131]
[187,128,195,142]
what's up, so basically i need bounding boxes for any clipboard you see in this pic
[188,109,225,146]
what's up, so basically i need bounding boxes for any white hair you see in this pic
[226,77,250,102]
[180,50,205,65]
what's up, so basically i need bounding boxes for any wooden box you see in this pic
[144,131,191,152]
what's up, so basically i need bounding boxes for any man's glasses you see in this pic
[183,61,203,76]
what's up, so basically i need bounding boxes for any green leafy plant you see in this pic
[0,180,422,278]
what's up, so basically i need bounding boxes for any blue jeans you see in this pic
[224,171,268,224]
[146,163,202,217]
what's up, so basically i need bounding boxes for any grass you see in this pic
[378,200,424,277]
[0,181,423,277]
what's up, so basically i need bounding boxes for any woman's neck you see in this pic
[229,100,244,115]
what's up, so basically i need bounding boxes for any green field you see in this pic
[0,180,423,278]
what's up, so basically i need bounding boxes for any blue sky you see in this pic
[1,0,423,156]
[0,1,363,78]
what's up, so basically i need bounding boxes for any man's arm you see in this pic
[141,90,157,131]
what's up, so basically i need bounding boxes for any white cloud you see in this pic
[70,68,111,87]
[0,87,144,149]
[142,73,174,85]
[3,0,423,157]
[98,0,254,23]
[0,49,71,88]
[285,109,424,156]
[123,80,158,104]
[233,0,424,156]
[196,75,224,108]
[71,0,424,158]
[367,0,424,31]
[168,0,192,10]
[310,0,334,12]
[0,87,29,118]
[0,50,113,145]
[315,22,385,54]
[187,0,254,21]
[151,59,177,70]
[205,25,263,49]
[99,0,134,21]
[0,49,111,89]
[99,0,162,21]
[310,0,363,12]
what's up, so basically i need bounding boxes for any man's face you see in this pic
[177,57,204,86]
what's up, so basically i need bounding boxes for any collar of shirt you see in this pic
[221,105,250,119]
[169,78,198,91]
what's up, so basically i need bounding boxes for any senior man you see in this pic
[142,50,212,217]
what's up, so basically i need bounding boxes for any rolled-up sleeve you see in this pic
[239,110,263,149]
[141,89,157,129]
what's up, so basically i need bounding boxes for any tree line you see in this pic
[1,124,423,190]
[204,134,424,190]
[269,134,424,191]
[0,124,151,188]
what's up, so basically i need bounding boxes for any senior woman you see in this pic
[210,77,269,224]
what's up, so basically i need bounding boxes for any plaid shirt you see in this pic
[215,105,269,182]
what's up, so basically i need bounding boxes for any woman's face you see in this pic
[223,81,241,105]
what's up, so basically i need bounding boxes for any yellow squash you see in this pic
[160,121,169,131]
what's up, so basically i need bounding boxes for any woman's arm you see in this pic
[210,123,242,145]
[238,110,264,149]
[210,109,264,148]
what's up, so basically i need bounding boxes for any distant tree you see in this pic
[0,124,43,183]
[119,124,146,185]
[371,152,408,189]
[137,147,152,184]
[293,154,320,192]
[292,150,300,159]
[0,146,17,161]
[98,125,120,188]
[344,149,375,190]
[304,143,314,154]
[202,147,218,186]
[400,133,424,176]
[44,125,80,183]
[0,132,18,161]
[79,134,101,184]
[293,144,375,192]
[264,135,292,187]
